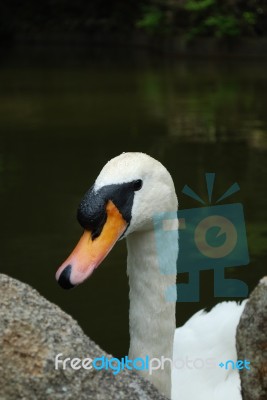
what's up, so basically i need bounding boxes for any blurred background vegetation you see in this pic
[0,0,266,43]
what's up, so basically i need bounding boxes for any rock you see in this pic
[0,274,167,400]
[236,276,267,400]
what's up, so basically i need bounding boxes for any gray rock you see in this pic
[0,274,167,400]
[236,276,267,400]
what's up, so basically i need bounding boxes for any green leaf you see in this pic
[184,0,215,12]
[136,7,163,32]
[242,12,256,25]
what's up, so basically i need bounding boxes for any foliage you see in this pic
[0,0,266,41]
[181,0,258,39]
[243,11,256,26]
[136,6,163,33]
[136,0,265,39]
[203,15,240,38]
[184,0,215,12]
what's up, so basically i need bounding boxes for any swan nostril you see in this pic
[57,265,75,290]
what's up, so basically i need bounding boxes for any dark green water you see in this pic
[1,46,267,357]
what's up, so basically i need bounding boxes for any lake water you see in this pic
[1,46,267,357]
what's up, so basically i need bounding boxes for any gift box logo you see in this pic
[153,173,249,302]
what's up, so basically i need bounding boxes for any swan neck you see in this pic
[126,228,177,398]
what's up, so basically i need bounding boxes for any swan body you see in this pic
[56,152,246,399]
[172,301,245,400]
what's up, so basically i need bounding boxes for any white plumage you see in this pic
[172,301,246,400]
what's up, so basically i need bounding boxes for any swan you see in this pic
[56,152,246,400]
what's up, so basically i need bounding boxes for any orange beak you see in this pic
[56,200,127,288]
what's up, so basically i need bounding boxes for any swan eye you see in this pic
[133,179,143,191]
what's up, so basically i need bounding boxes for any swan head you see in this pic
[56,152,177,289]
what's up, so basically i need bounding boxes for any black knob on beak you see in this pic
[57,265,75,290]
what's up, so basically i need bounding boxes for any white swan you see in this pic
[56,152,246,400]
